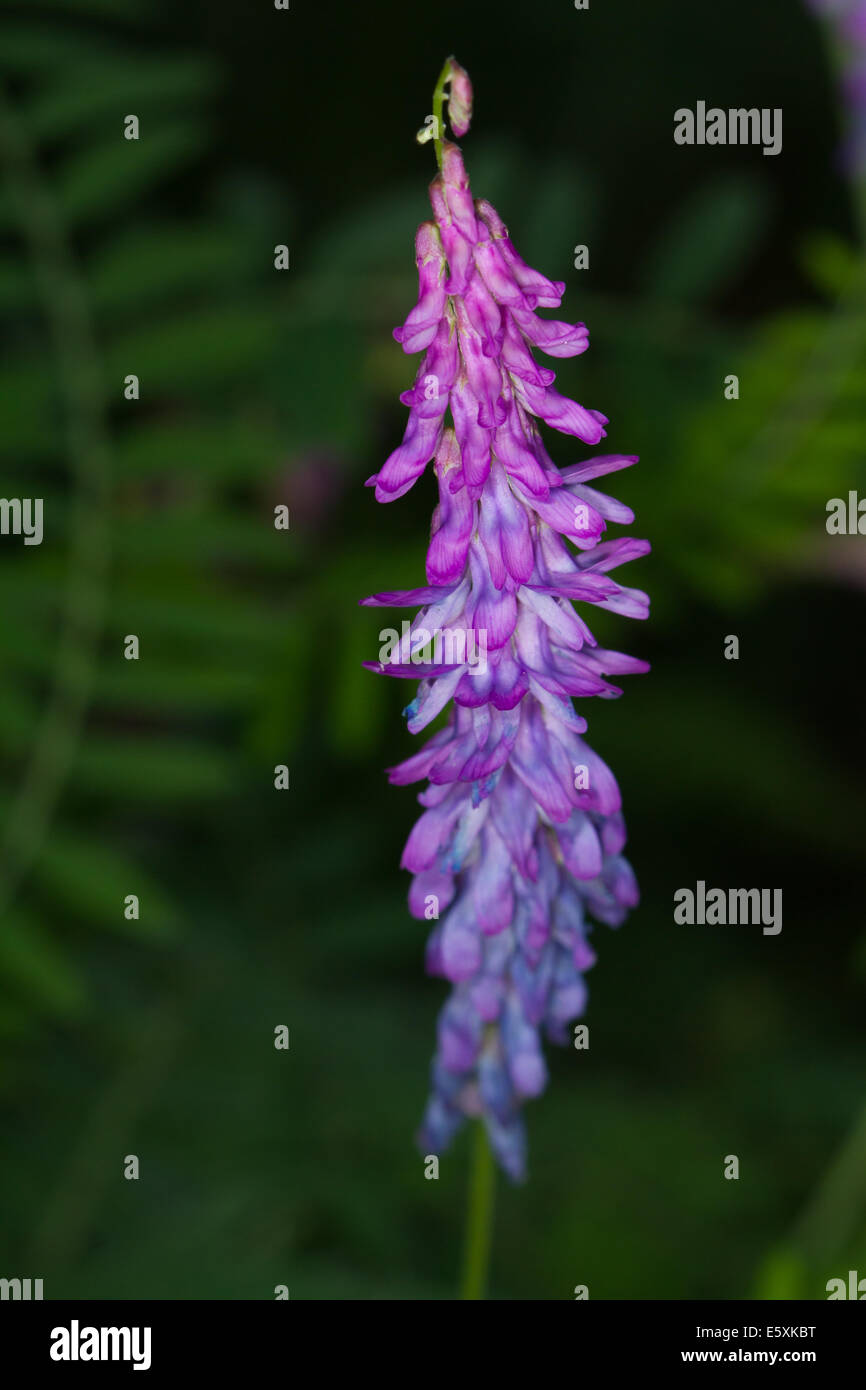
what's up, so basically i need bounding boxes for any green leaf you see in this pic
[110,512,294,569]
[113,418,281,482]
[801,234,862,298]
[520,160,597,281]
[0,910,87,1016]
[0,364,57,457]
[0,28,131,76]
[88,223,251,316]
[753,1247,808,1300]
[105,303,274,390]
[272,318,364,449]
[70,737,236,801]
[329,615,387,756]
[0,257,39,312]
[642,173,770,304]
[0,684,42,747]
[308,184,429,277]
[25,0,145,18]
[102,588,278,650]
[58,122,207,226]
[36,834,181,939]
[25,57,215,142]
[94,661,261,715]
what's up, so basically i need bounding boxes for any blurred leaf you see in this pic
[106,302,274,388]
[0,685,41,746]
[611,678,864,862]
[642,172,770,304]
[108,513,293,569]
[0,910,86,1016]
[330,614,388,756]
[274,318,365,449]
[753,1247,808,1299]
[801,234,862,298]
[94,660,261,715]
[26,58,214,141]
[0,362,56,454]
[58,122,207,226]
[0,0,289,1045]
[307,183,430,277]
[88,224,251,316]
[36,834,181,939]
[102,589,279,649]
[0,257,39,311]
[113,418,282,481]
[30,0,144,17]
[70,737,236,801]
[0,29,132,75]
[520,159,598,280]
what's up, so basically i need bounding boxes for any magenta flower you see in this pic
[363,59,649,1181]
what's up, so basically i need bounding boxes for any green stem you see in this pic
[0,83,111,917]
[431,56,453,171]
[460,1120,496,1300]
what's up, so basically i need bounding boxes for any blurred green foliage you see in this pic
[0,0,291,1032]
[0,0,863,1300]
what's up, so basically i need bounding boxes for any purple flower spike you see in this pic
[363,62,649,1182]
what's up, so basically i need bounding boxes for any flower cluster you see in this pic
[363,61,649,1180]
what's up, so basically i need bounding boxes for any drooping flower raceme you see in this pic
[363,60,649,1181]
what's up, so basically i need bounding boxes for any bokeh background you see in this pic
[0,0,864,1300]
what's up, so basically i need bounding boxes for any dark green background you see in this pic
[0,0,863,1299]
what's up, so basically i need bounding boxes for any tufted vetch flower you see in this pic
[362,58,649,1181]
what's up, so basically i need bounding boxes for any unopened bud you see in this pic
[447,58,473,137]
